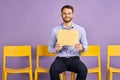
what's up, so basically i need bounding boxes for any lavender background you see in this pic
[0,0,120,80]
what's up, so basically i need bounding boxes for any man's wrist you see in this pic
[56,50,61,53]
[56,50,59,53]
[80,47,85,52]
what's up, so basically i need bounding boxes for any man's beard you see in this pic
[63,17,72,23]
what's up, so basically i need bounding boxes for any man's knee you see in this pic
[83,66,88,74]
[50,66,60,74]
[78,65,88,75]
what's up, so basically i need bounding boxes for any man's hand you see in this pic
[75,43,83,51]
[55,43,62,53]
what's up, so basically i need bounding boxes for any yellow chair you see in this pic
[34,45,63,80]
[106,45,120,80]
[69,45,102,80]
[2,46,33,80]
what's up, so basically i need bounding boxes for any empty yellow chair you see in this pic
[106,45,120,80]
[69,45,102,80]
[2,46,33,80]
[34,45,63,80]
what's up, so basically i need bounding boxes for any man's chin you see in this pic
[64,21,71,23]
[63,18,72,23]
[63,20,72,23]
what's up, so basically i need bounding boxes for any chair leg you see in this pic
[34,71,38,80]
[110,72,112,80]
[98,72,102,80]
[63,72,66,80]
[2,72,4,80]
[59,73,63,80]
[29,72,33,80]
[71,72,75,80]
[4,73,7,80]
[106,70,109,80]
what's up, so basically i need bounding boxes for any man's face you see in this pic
[61,8,74,23]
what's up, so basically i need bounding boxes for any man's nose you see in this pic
[66,14,69,17]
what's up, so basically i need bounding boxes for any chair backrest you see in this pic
[108,45,120,56]
[37,45,57,56]
[3,45,32,69]
[81,45,100,56]
[107,45,120,68]
[36,45,57,68]
[81,45,101,67]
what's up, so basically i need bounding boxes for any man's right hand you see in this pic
[55,43,62,53]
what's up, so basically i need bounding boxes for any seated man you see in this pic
[48,5,88,80]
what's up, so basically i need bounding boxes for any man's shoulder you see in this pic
[52,25,62,31]
[73,23,85,30]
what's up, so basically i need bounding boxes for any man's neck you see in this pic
[63,22,72,29]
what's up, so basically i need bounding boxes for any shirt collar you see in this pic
[61,23,74,29]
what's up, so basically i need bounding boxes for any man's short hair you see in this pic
[61,5,74,13]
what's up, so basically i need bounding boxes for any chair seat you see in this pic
[109,67,120,72]
[35,67,49,73]
[88,67,101,73]
[4,67,32,73]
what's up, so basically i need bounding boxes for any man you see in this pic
[48,5,88,80]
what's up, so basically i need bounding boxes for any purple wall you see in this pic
[1,0,120,80]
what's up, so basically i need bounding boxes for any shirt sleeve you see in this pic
[80,28,88,52]
[48,28,57,53]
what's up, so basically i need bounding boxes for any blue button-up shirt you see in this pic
[48,23,88,57]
